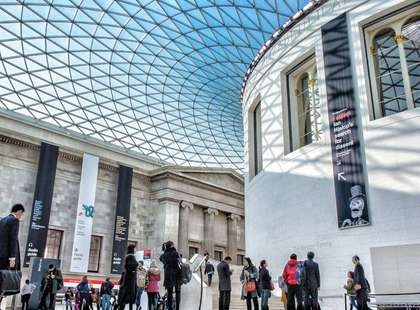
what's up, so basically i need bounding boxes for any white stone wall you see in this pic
[242,0,420,309]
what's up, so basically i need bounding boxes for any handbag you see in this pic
[245,281,257,293]
[269,281,275,291]
[0,269,22,296]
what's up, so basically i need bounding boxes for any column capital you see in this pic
[228,213,242,222]
[204,208,219,216]
[180,200,194,210]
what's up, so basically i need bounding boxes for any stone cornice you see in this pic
[150,169,244,199]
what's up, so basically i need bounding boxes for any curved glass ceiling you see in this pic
[0,0,309,170]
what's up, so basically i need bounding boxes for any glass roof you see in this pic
[0,0,309,170]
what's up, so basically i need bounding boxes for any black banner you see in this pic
[24,143,59,267]
[321,13,370,229]
[111,165,133,274]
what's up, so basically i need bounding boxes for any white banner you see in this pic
[70,154,99,273]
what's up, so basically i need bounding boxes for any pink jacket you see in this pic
[146,267,160,293]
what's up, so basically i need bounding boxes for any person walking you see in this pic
[77,276,91,310]
[100,277,114,310]
[352,256,371,310]
[116,245,139,310]
[145,260,160,310]
[259,260,272,310]
[303,251,320,310]
[204,253,215,287]
[135,261,147,310]
[64,288,74,310]
[21,279,36,310]
[38,264,63,310]
[160,241,182,310]
[283,254,303,310]
[344,271,357,310]
[240,257,259,310]
[217,256,233,310]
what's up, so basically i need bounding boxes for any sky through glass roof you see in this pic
[0,0,310,170]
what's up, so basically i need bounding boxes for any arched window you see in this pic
[368,11,420,119]
[402,16,420,108]
[372,28,407,116]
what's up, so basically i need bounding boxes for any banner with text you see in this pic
[24,143,59,267]
[321,13,370,229]
[70,154,99,272]
[111,165,133,274]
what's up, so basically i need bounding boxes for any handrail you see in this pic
[344,292,420,310]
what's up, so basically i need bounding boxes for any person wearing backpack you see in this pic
[303,251,320,310]
[282,254,303,310]
[77,276,91,310]
[100,278,114,310]
[136,261,147,310]
[159,241,182,310]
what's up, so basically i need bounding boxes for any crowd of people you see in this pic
[214,252,371,310]
[0,203,372,310]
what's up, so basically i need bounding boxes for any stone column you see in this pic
[159,199,180,247]
[203,208,219,256]
[178,200,193,257]
[227,214,241,260]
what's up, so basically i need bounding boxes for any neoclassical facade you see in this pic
[0,112,245,282]
[242,0,419,309]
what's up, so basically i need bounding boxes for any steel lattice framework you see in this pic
[0,0,309,170]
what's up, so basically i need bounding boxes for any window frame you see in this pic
[248,96,262,179]
[364,7,420,120]
[285,54,321,154]
[88,235,103,273]
[44,229,63,260]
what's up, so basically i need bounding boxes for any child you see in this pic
[344,271,357,310]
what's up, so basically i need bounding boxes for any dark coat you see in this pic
[303,259,320,289]
[204,261,215,275]
[159,247,181,289]
[354,263,368,292]
[217,260,232,291]
[259,266,272,290]
[118,254,138,304]
[0,214,21,270]
[40,268,63,295]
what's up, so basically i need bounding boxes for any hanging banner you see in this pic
[24,143,59,267]
[321,13,370,229]
[111,165,133,274]
[70,154,99,272]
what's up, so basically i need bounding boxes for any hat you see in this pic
[349,185,365,201]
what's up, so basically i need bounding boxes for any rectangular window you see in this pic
[237,254,244,266]
[188,246,198,259]
[286,55,322,153]
[88,235,102,273]
[249,100,262,177]
[214,250,223,262]
[44,229,63,259]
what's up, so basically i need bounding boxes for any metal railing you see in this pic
[344,292,420,310]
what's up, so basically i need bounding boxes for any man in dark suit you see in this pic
[217,256,233,310]
[303,251,320,310]
[0,204,25,271]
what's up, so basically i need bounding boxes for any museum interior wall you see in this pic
[242,0,420,308]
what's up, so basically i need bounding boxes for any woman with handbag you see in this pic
[240,257,259,310]
[259,260,273,310]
